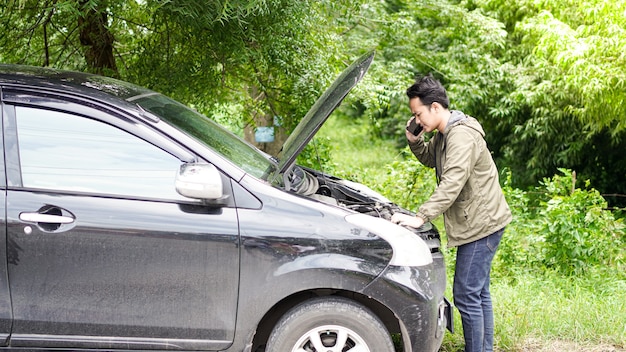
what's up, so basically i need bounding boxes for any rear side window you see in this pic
[15,106,185,200]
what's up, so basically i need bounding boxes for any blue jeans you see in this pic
[453,228,504,352]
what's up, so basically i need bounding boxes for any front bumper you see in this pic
[361,257,452,352]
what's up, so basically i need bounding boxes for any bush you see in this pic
[375,147,437,212]
[497,169,625,277]
[296,136,335,172]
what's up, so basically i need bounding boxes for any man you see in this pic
[391,74,512,352]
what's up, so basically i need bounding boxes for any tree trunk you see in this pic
[244,86,288,157]
[78,0,118,77]
[243,116,287,157]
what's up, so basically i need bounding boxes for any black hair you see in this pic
[406,74,449,109]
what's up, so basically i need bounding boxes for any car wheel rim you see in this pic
[291,324,370,352]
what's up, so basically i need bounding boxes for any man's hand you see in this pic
[391,213,425,228]
[405,118,422,143]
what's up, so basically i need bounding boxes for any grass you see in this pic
[488,272,626,351]
[439,249,626,351]
[317,115,626,352]
[315,114,400,185]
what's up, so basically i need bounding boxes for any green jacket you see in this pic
[409,111,512,247]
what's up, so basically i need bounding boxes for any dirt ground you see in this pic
[518,339,626,352]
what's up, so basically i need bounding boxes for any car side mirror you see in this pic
[175,163,224,201]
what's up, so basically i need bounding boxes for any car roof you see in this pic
[0,64,151,101]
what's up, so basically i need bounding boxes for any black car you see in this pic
[0,52,451,352]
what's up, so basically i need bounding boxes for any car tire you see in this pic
[266,296,394,352]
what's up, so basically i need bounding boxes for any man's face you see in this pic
[409,97,438,133]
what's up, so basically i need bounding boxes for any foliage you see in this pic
[131,0,342,123]
[538,171,625,275]
[332,0,626,208]
[0,0,363,157]
[332,0,510,140]
[470,0,626,205]
[319,105,625,351]
[295,137,335,172]
[496,169,626,277]
[307,112,406,187]
[3,0,626,201]
[374,148,437,212]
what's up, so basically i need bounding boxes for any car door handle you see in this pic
[19,212,75,224]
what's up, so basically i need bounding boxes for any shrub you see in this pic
[296,137,335,172]
[497,169,625,277]
[375,147,437,212]
[495,169,544,278]
[538,171,625,275]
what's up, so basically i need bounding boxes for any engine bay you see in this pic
[285,165,442,251]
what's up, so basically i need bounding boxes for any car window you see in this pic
[15,106,187,200]
[129,93,276,179]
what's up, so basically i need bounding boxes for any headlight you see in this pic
[345,213,433,267]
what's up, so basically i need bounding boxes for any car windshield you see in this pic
[130,93,276,179]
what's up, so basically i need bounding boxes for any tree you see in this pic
[3,0,625,203]
[329,0,626,206]
[0,0,360,154]
[128,0,358,155]
[473,0,626,205]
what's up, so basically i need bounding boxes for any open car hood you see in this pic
[275,51,375,175]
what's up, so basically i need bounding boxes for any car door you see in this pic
[2,93,240,351]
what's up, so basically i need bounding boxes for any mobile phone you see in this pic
[406,118,423,136]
